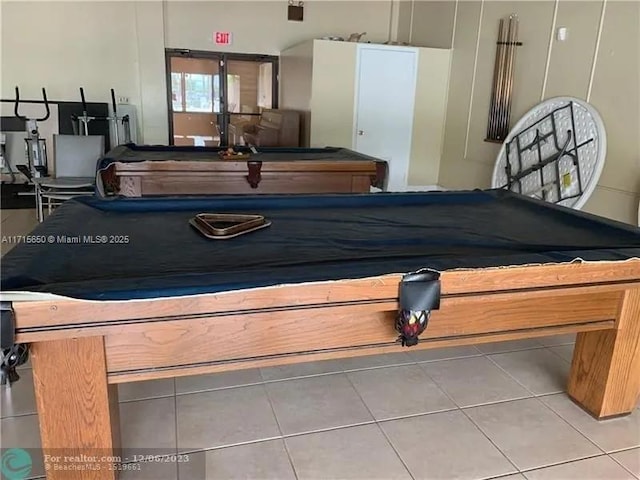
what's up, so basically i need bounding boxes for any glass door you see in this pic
[169,55,221,146]
[166,50,278,146]
[225,59,276,146]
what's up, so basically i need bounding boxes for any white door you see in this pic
[354,46,417,191]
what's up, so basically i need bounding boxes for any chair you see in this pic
[228,106,260,145]
[35,135,104,221]
[242,109,300,147]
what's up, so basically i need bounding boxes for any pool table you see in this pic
[2,189,640,479]
[98,144,388,197]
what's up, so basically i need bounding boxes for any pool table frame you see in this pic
[10,259,640,479]
[101,158,387,196]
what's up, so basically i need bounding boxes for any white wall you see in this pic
[134,2,168,144]
[1,2,140,107]
[406,0,640,225]
[308,40,359,149]
[408,47,450,186]
[0,1,157,141]
[165,1,395,54]
[1,1,399,146]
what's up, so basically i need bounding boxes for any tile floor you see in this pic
[1,336,639,480]
[1,210,639,479]
[1,208,39,256]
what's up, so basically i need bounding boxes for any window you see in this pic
[184,73,213,112]
[171,73,240,113]
[171,73,183,112]
[213,75,221,113]
[171,72,219,113]
[226,75,241,113]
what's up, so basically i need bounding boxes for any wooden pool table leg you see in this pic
[31,336,120,480]
[567,288,640,419]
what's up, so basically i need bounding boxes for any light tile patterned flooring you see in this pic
[1,209,639,479]
[2,337,640,480]
[1,208,39,256]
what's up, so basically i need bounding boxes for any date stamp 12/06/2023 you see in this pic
[1,449,198,480]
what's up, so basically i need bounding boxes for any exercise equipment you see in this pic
[14,86,50,181]
[72,87,131,146]
[0,133,15,183]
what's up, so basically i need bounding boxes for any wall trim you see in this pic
[405,185,447,192]
[388,0,398,43]
[540,0,559,101]
[409,0,416,44]
[595,184,638,196]
[133,3,145,142]
[379,185,446,193]
[463,0,485,159]
[587,0,608,102]
[450,0,459,49]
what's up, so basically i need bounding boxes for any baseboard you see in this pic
[404,184,446,191]
[370,185,446,193]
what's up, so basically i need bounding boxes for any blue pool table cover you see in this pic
[2,190,640,300]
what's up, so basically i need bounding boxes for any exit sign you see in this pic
[215,32,232,45]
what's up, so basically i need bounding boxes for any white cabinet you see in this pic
[280,40,451,191]
[354,46,418,191]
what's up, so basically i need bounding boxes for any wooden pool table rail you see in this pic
[101,159,387,196]
[10,260,640,479]
[14,260,640,332]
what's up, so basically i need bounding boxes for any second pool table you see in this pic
[98,144,388,196]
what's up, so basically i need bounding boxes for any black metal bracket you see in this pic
[246,161,263,188]
[1,302,15,350]
[502,102,594,204]
[396,270,441,347]
[508,132,573,185]
[1,302,29,385]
